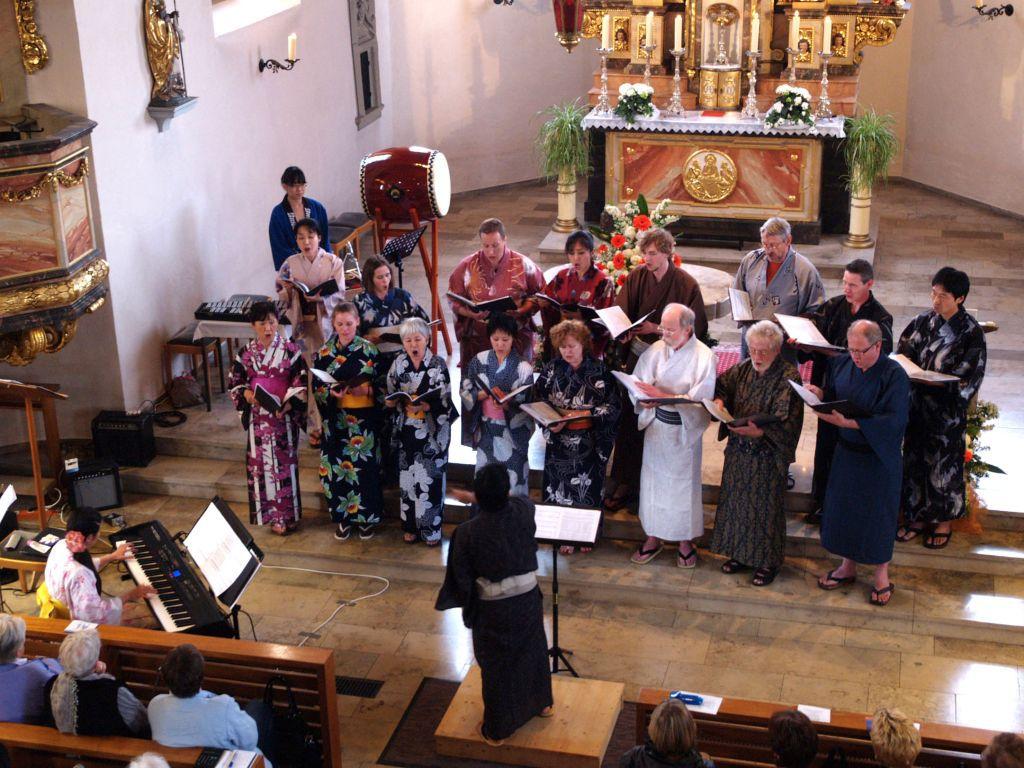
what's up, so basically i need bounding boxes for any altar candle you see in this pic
[788,10,800,51]
[750,6,760,53]
[674,14,682,51]
[601,14,610,49]
[822,16,832,54]
[646,11,655,46]
[287,33,297,61]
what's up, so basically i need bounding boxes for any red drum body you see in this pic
[360,146,451,222]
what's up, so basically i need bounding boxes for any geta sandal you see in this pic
[817,568,856,590]
[923,530,952,549]
[870,583,896,606]
[630,543,663,565]
[677,546,698,569]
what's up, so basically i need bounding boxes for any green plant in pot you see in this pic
[537,99,590,233]
[843,109,899,249]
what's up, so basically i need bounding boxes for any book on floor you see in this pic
[729,288,754,323]
[775,314,844,353]
[376,318,441,344]
[591,307,653,340]
[282,277,340,298]
[519,401,593,428]
[701,398,781,428]
[253,384,306,414]
[788,380,870,419]
[446,291,518,314]
[889,353,959,385]
[309,368,372,390]
[534,294,599,320]
[384,386,443,405]
[473,374,533,404]
[612,371,701,405]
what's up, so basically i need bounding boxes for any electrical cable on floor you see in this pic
[238,607,258,641]
[260,565,390,646]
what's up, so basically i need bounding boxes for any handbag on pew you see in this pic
[249,674,323,768]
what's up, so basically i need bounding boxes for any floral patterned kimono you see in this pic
[539,265,615,359]
[312,335,383,531]
[461,349,535,496]
[533,356,620,508]
[228,334,307,527]
[386,350,458,543]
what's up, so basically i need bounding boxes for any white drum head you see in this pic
[430,151,451,218]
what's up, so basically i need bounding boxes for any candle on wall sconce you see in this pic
[974,0,1014,17]
[259,32,301,73]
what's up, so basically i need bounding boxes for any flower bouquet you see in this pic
[590,194,679,291]
[614,83,656,125]
[765,84,814,129]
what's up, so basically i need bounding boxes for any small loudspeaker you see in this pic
[70,458,123,512]
[91,410,155,467]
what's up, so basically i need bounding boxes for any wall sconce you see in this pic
[493,0,513,4]
[260,32,300,73]
[974,1,1014,18]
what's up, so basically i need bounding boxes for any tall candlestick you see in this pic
[646,11,655,46]
[822,15,832,54]
[287,33,297,61]
[750,5,760,54]
[596,46,613,116]
[788,10,800,52]
[674,14,682,51]
[601,14,611,50]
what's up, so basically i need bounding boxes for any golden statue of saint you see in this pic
[145,0,184,102]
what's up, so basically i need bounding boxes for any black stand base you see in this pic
[548,543,579,677]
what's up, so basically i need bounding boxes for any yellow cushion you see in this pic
[36,582,70,620]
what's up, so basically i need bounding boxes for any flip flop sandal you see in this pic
[752,567,778,587]
[721,559,747,574]
[817,568,856,590]
[923,530,952,549]
[630,543,663,565]
[870,583,896,606]
[896,524,926,543]
[677,547,698,569]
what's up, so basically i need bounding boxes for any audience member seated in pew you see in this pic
[620,698,716,768]
[147,644,270,766]
[983,733,1024,768]
[0,613,61,724]
[46,627,148,737]
[129,754,171,768]
[768,710,818,768]
[871,707,922,768]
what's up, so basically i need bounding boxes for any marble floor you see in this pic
[5,181,1024,768]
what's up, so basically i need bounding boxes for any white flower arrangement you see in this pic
[614,82,656,124]
[766,84,815,128]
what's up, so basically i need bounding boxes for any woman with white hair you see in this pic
[385,317,458,545]
[46,627,148,736]
[709,320,804,586]
[0,613,61,724]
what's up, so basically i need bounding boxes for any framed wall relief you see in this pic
[827,18,854,64]
[794,22,819,69]
[611,15,632,59]
[348,0,382,129]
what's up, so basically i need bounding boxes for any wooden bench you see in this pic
[634,687,998,768]
[1,616,341,768]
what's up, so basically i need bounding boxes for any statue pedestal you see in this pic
[147,95,199,133]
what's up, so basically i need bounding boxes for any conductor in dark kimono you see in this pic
[812,320,909,607]
[435,463,554,744]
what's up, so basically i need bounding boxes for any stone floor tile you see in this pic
[899,653,1020,697]
[779,674,869,712]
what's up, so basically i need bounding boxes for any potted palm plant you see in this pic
[843,109,900,249]
[537,99,590,233]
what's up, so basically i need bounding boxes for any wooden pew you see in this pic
[2,616,340,768]
[634,687,998,768]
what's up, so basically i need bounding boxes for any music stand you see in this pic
[534,503,602,677]
[381,225,428,291]
[183,497,263,639]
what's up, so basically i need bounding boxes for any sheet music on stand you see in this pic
[183,497,263,609]
[382,225,428,264]
[534,504,602,545]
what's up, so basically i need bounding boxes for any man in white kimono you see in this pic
[733,216,825,360]
[628,303,716,568]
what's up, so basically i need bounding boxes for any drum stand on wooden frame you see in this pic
[372,207,453,356]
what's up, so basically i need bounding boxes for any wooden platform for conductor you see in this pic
[435,666,623,768]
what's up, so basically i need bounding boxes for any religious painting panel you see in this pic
[795,21,821,69]
[828,18,854,64]
[611,15,632,58]
[606,132,821,222]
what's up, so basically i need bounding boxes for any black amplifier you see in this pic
[70,458,123,512]
[91,410,155,467]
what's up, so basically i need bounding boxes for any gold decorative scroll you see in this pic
[0,258,109,317]
[582,9,603,38]
[854,16,898,51]
[145,0,181,100]
[0,158,91,204]
[0,320,78,366]
[13,0,49,73]
[683,148,738,203]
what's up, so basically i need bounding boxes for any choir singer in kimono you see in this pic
[733,217,825,359]
[813,320,909,606]
[268,166,331,271]
[896,267,987,550]
[435,463,554,745]
[448,218,545,369]
[710,320,803,586]
[627,304,716,567]
[228,301,307,535]
[604,228,707,512]
[385,318,458,546]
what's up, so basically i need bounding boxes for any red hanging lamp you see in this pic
[552,0,587,53]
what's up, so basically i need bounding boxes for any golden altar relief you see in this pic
[683,149,737,203]
[607,132,821,222]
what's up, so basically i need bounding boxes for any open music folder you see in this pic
[183,497,263,609]
[534,504,602,546]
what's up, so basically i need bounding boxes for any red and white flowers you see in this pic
[592,195,678,290]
